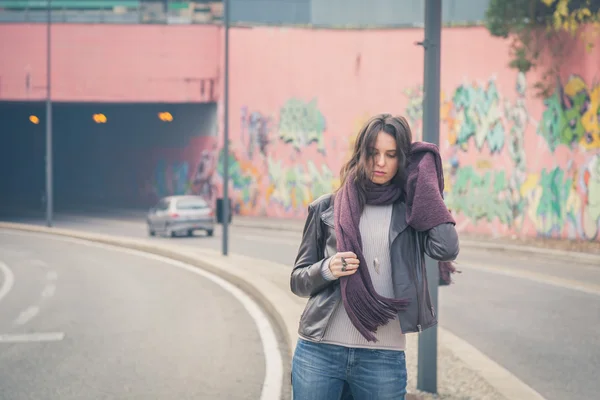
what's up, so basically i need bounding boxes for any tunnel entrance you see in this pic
[0,101,218,217]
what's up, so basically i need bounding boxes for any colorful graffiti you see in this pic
[151,138,219,205]
[240,107,272,160]
[216,146,260,212]
[266,157,335,211]
[144,26,600,242]
[538,75,600,151]
[188,146,219,202]
[279,98,327,154]
[154,160,190,198]
[443,71,600,240]
[215,71,600,240]
[445,78,505,154]
[445,166,514,224]
[503,72,529,226]
[211,99,334,216]
[582,155,600,238]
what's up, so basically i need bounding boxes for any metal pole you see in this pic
[221,0,230,256]
[417,0,441,394]
[46,0,53,227]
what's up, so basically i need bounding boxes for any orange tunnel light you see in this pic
[93,113,107,123]
[158,112,173,122]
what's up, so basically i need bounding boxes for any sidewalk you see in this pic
[233,215,600,260]
[0,221,546,400]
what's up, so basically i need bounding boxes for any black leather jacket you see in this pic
[290,193,459,340]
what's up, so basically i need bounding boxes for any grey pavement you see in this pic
[0,230,265,400]
[2,213,600,399]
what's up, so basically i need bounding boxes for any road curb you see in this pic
[0,222,548,400]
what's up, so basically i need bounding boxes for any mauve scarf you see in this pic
[406,141,458,285]
[334,175,410,342]
[334,141,458,342]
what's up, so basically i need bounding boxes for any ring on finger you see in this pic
[341,257,347,271]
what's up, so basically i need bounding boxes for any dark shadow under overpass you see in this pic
[0,101,217,218]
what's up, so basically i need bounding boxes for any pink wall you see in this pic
[2,23,598,240]
[0,24,220,102]
[216,26,600,241]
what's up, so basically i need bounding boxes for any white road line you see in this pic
[41,284,56,298]
[97,246,284,400]
[0,231,284,400]
[14,305,40,326]
[0,261,15,304]
[46,271,58,281]
[0,332,65,343]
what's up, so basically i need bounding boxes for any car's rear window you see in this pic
[176,198,209,210]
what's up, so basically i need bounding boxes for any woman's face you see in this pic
[368,131,398,185]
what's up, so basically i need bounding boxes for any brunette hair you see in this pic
[338,113,412,205]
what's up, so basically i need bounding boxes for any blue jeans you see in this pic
[291,339,407,400]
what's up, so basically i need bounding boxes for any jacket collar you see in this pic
[390,201,408,243]
[320,199,408,242]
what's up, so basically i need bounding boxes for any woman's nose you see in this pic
[377,154,386,166]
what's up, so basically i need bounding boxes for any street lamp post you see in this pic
[221,0,230,256]
[46,0,53,227]
[417,0,442,394]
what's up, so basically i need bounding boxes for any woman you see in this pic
[290,114,459,400]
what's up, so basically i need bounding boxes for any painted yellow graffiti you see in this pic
[582,155,600,238]
[266,157,335,211]
[445,79,505,153]
[539,75,600,150]
[218,75,600,241]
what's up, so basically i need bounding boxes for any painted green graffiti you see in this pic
[536,167,573,234]
[445,166,513,224]
[217,147,254,205]
[452,80,505,153]
[279,98,326,153]
[306,161,335,200]
[538,85,589,150]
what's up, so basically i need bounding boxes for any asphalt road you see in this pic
[0,229,266,400]
[2,211,600,400]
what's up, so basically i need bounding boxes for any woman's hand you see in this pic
[329,252,360,278]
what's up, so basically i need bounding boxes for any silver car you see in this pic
[147,195,215,237]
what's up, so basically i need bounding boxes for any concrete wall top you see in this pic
[0,24,221,103]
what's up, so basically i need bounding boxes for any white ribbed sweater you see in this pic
[317,204,405,351]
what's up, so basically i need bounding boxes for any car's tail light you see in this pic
[170,213,179,218]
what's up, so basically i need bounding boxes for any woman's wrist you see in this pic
[321,257,337,281]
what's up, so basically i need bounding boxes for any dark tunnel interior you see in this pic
[0,101,217,218]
